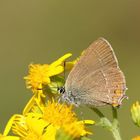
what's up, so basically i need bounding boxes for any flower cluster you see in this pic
[0,53,94,140]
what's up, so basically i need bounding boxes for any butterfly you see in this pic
[58,38,127,107]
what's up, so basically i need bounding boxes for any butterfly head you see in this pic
[57,86,80,106]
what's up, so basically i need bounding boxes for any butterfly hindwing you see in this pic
[65,38,127,106]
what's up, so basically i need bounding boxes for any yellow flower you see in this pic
[132,136,140,140]
[42,100,76,126]
[24,53,72,91]
[11,113,55,140]
[10,104,94,139]
[42,100,94,138]
[2,100,94,140]
[131,101,140,127]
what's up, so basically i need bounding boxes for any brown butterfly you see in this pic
[58,38,127,107]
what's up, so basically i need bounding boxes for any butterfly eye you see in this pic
[57,86,65,94]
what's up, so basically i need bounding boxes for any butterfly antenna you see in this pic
[64,61,66,83]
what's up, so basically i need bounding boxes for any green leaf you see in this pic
[42,75,65,98]
[55,129,74,140]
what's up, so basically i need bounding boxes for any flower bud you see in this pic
[131,101,140,127]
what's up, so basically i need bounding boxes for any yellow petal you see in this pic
[0,135,20,140]
[78,120,95,125]
[42,125,57,140]
[3,114,22,136]
[48,66,64,76]
[23,94,37,115]
[25,114,48,136]
[50,53,72,68]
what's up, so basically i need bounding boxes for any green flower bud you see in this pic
[131,101,140,127]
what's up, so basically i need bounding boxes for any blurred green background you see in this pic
[0,0,140,139]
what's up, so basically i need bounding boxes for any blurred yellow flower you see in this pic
[42,100,94,138]
[8,100,94,140]
[131,101,140,127]
[132,136,140,140]
[24,53,72,91]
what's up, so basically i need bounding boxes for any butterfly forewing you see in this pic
[65,38,127,106]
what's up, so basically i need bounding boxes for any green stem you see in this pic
[111,107,122,140]
[90,107,105,117]
[90,107,122,140]
[112,106,118,119]
[111,127,122,140]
